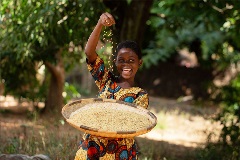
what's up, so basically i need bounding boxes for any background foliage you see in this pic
[142,0,240,68]
[1,0,240,159]
[0,0,105,109]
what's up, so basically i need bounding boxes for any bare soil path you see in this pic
[0,95,222,159]
[136,96,222,159]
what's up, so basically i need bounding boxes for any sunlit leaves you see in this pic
[0,0,106,98]
[1,0,105,59]
[143,0,240,68]
[217,74,240,149]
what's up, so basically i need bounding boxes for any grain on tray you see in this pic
[68,102,152,132]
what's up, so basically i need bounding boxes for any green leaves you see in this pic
[216,74,240,156]
[0,51,40,99]
[143,0,240,68]
[0,0,105,99]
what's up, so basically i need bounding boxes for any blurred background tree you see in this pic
[142,0,240,69]
[0,0,154,112]
[0,0,106,112]
[142,1,240,158]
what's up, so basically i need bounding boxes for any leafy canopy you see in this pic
[0,0,105,98]
[143,0,240,68]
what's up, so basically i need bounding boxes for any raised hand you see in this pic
[98,12,116,27]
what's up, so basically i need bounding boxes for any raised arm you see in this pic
[85,12,115,63]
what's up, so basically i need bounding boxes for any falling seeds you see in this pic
[102,27,114,71]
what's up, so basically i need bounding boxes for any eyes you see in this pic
[117,59,135,64]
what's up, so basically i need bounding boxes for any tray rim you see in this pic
[61,98,157,138]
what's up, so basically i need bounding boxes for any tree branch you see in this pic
[204,1,233,14]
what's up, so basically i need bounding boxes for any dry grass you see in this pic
[0,96,222,160]
[0,112,80,159]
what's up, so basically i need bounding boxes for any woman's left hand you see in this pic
[99,12,116,27]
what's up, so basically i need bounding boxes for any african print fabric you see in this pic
[75,134,137,160]
[74,56,149,160]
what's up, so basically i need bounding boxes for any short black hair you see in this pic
[115,40,142,59]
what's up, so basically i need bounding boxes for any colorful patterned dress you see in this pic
[74,56,149,160]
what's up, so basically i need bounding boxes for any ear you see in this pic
[139,59,143,67]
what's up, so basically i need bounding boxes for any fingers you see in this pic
[104,12,115,24]
[100,12,115,26]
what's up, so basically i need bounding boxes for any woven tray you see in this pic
[62,98,157,138]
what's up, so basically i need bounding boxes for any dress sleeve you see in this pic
[133,90,149,109]
[87,56,111,89]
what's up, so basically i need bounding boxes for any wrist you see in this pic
[97,20,103,28]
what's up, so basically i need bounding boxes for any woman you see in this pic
[75,12,149,160]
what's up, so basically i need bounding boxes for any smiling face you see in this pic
[115,48,142,82]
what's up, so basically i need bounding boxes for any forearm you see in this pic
[85,12,115,63]
[85,21,103,63]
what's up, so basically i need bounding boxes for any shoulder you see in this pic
[133,87,148,98]
[86,55,103,66]
[133,88,149,109]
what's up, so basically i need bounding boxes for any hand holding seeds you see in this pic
[99,12,116,27]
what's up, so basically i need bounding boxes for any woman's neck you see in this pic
[117,77,135,89]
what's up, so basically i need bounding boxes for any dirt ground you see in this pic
[0,95,222,159]
[145,96,221,146]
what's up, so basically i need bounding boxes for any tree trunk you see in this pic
[104,0,154,46]
[44,48,65,113]
[120,0,154,46]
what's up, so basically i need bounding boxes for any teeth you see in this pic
[123,69,131,71]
